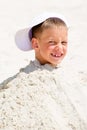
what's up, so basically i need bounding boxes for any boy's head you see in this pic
[31,17,68,67]
[15,12,68,67]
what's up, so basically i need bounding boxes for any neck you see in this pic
[35,57,58,68]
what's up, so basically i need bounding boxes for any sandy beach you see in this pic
[0,0,87,129]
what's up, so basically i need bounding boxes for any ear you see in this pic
[31,38,39,49]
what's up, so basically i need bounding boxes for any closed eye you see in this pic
[61,41,67,45]
[48,40,68,45]
[48,41,56,45]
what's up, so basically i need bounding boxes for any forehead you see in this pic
[38,26,68,40]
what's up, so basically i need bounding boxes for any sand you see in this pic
[0,0,87,129]
[0,60,87,130]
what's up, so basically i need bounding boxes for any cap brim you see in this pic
[15,28,32,51]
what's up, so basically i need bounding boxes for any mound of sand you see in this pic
[0,60,87,130]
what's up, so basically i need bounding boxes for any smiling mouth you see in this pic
[51,53,63,58]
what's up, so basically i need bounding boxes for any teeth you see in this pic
[55,55,58,57]
[51,53,61,57]
[54,54,56,56]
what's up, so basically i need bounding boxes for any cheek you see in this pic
[42,45,52,52]
[48,45,55,50]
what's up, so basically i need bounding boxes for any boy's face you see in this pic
[32,26,68,67]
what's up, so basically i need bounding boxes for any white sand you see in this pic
[0,0,87,129]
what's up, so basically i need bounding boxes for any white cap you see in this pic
[15,12,68,51]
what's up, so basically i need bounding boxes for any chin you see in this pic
[52,60,63,66]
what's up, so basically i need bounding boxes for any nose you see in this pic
[55,43,63,52]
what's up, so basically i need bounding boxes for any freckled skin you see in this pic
[32,26,68,67]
